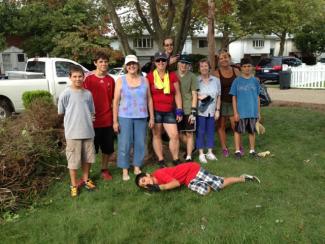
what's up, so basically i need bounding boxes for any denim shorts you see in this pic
[154,111,176,124]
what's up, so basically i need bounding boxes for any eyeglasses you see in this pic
[126,62,138,66]
[164,43,173,47]
[155,59,167,63]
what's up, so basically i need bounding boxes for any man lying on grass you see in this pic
[135,162,260,195]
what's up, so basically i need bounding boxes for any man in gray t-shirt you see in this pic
[58,87,95,139]
[58,65,96,197]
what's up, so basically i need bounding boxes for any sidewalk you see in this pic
[268,88,325,105]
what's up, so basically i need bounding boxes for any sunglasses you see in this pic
[164,43,173,47]
[155,59,167,63]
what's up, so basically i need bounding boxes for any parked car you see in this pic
[255,56,302,81]
[108,67,147,81]
[318,58,325,64]
[108,67,124,81]
[0,57,88,119]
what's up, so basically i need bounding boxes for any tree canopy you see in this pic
[0,0,121,64]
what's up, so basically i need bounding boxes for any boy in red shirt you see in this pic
[135,162,260,195]
[83,52,115,180]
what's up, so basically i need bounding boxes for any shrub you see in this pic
[22,90,53,109]
[0,99,65,212]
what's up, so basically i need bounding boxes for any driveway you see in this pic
[268,88,325,105]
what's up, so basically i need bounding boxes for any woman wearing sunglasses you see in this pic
[147,51,183,168]
[113,55,154,181]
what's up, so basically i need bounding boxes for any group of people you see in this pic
[58,37,261,197]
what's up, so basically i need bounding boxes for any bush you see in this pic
[22,90,53,109]
[0,99,65,212]
[301,56,317,65]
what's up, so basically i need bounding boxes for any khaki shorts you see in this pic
[221,102,234,117]
[66,139,95,169]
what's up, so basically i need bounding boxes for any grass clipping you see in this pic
[0,99,65,212]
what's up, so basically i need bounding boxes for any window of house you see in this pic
[133,37,153,49]
[253,39,264,48]
[17,54,25,62]
[198,39,208,48]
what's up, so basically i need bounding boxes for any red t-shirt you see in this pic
[147,71,178,112]
[153,162,200,186]
[83,73,115,128]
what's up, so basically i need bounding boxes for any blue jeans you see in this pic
[196,115,215,149]
[117,117,148,169]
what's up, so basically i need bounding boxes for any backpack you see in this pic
[259,83,272,106]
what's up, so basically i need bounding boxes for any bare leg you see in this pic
[101,153,110,169]
[248,133,256,151]
[234,131,241,152]
[81,162,91,181]
[180,133,187,144]
[230,116,243,149]
[217,116,228,150]
[221,176,245,189]
[152,123,164,161]
[186,132,194,157]
[69,169,78,186]
[163,123,180,160]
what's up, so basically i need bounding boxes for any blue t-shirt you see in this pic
[229,76,260,119]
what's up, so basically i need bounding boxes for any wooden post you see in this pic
[208,0,216,72]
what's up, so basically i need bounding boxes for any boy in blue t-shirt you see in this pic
[58,65,96,197]
[230,58,261,159]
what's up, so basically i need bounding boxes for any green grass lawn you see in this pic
[1,107,325,243]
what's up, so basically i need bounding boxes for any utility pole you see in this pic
[208,0,216,72]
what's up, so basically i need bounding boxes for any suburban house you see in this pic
[110,30,299,65]
[0,46,27,75]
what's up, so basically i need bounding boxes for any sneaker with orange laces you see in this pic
[70,186,78,197]
[84,179,96,191]
[101,169,113,181]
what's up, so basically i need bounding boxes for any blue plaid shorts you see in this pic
[188,168,224,195]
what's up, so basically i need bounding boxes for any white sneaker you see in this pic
[185,155,192,162]
[199,154,208,164]
[240,174,261,183]
[206,152,217,161]
[122,174,130,181]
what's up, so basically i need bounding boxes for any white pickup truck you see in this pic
[0,57,89,119]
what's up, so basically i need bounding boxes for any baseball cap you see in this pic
[179,55,191,64]
[124,55,139,65]
[154,52,168,61]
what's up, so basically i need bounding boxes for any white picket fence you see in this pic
[290,63,325,89]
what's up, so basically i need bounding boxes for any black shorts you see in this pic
[235,118,257,134]
[94,126,114,154]
[177,115,196,132]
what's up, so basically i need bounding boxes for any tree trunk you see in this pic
[105,0,135,55]
[174,0,193,54]
[221,30,230,50]
[208,0,216,72]
[278,31,286,56]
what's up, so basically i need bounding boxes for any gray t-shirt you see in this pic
[197,75,221,117]
[58,87,95,139]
